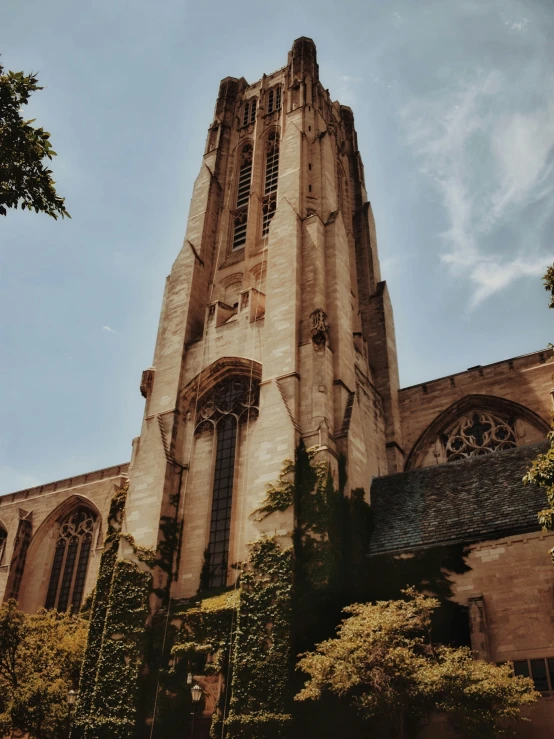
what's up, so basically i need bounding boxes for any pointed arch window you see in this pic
[45,507,96,612]
[267,86,282,114]
[262,131,280,237]
[242,98,257,127]
[231,144,253,250]
[195,377,260,588]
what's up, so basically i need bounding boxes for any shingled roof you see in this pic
[369,441,550,556]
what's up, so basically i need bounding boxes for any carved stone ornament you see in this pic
[310,308,329,349]
[195,376,260,434]
[441,411,517,462]
[140,368,155,398]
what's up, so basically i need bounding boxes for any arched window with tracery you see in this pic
[195,377,259,588]
[262,131,280,237]
[442,411,517,462]
[231,144,253,251]
[45,507,96,611]
[0,526,6,564]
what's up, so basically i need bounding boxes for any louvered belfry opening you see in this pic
[232,144,253,251]
[262,131,279,237]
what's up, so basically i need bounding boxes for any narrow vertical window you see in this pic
[267,87,281,114]
[195,377,260,590]
[0,527,6,564]
[45,507,96,611]
[262,131,279,237]
[232,144,253,250]
[207,415,237,588]
[242,99,257,127]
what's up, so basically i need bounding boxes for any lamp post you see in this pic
[67,689,78,739]
[190,683,202,739]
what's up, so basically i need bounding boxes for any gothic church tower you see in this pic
[125,37,402,600]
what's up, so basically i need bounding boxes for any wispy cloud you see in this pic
[392,11,406,29]
[400,68,554,307]
[102,325,116,333]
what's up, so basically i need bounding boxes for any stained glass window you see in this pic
[195,377,260,588]
[45,507,96,611]
[207,416,237,588]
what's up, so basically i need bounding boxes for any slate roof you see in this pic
[369,441,550,556]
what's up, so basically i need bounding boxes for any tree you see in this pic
[0,63,69,218]
[523,264,554,557]
[0,600,88,739]
[295,590,537,738]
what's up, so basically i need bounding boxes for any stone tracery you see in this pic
[45,506,96,611]
[442,411,517,462]
[195,376,260,435]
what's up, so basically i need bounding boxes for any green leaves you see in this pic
[0,62,69,219]
[296,590,538,737]
[0,601,88,739]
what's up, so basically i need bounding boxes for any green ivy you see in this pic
[84,561,151,739]
[74,484,128,734]
[224,537,294,739]
[73,484,152,739]
[252,459,295,520]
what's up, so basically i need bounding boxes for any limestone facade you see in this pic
[1,36,554,737]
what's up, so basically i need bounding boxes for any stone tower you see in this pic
[125,37,402,601]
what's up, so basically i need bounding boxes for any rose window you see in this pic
[442,411,517,462]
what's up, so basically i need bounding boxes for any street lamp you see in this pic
[67,689,78,738]
[190,683,202,738]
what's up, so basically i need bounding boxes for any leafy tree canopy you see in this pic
[295,589,537,738]
[0,600,88,739]
[524,263,554,556]
[0,63,69,218]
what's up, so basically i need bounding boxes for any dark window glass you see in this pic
[207,415,237,588]
[0,528,6,563]
[547,658,554,691]
[242,102,250,127]
[530,659,549,692]
[45,507,96,611]
[71,533,92,611]
[45,539,66,609]
[513,661,530,678]
[57,537,78,612]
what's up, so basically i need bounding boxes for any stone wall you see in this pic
[399,349,554,469]
[0,463,129,612]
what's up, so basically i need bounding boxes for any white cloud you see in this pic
[510,18,529,31]
[393,11,405,28]
[102,325,116,333]
[400,68,554,307]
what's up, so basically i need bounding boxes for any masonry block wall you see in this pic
[400,349,554,469]
[120,37,401,601]
[0,464,128,613]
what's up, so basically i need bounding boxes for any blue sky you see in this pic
[1,0,553,492]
